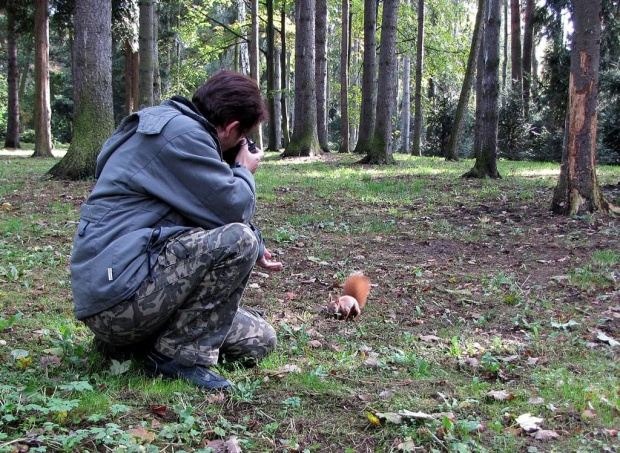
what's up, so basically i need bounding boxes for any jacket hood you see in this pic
[95,97,218,178]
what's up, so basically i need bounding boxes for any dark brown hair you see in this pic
[192,70,268,133]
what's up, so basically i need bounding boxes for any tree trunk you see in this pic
[353,0,377,154]
[401,53,411,153]
[446,0,486,161]
[339,0,350,153]
[49,0,114,180]
[551,0,617,215]
[473,32,485,159]
[510,0,522,90]
[464,0,501,178]
[411,0,425,156]
[238,0,250,75]
[266,0,278,151]
[364,0,398,164]
[502,0,507,90]
[280,4,290,147]
[283,0,321,157]
[5,9,20,149]
[33,0,54,157]
[522,0,534,117]
[152,1,161,104]
[274,45,283,148]
[139,0,154,108]
[124,39,139,115]
[315,0,330,152]
[249,0,263,147]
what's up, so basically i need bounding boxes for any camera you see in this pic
[223,136,256,167]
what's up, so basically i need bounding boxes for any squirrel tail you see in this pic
[342,273,371,308]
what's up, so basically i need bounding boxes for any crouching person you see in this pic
[70,71,282,390]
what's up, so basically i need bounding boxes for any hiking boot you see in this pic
[144,351,231,390]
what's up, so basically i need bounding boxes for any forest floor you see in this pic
[0,152,618,453]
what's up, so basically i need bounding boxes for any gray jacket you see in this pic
[71,97,263,319]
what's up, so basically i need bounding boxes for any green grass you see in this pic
[0,154,619,452]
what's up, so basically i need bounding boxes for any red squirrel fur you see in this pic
[329,273,371,320]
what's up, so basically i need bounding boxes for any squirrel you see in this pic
[327,273,371,320]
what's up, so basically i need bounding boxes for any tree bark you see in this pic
[283,0,321,157]
[280,4,290,147]
[249,0,263,147]
[152,1,161,104]
[33,0,54,157]
[411,0,425,156]
[315,0,330,152]
[400,53,411,154]
[464,0,501,178]
[274,45,283,148]
[139,0,154,108]
[502,0,507,90]
[473,32,485,159]
[49,0,114,180]
[339,0,350,153]
[522,0,534,117]
[510,0,522,90]
[353,0,377,154]
[266,0,278,150]
[124,38,139,115]
[446,0,486,161]
[364,0,398,164]
[551,0,617,215]
[5,8,21,149]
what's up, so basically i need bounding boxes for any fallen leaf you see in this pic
[375,411,403,424]
[487,390,515,401]
[581,409,598,419]
[127,426,156,443]
[150,405,167,417]
[277,364,301,374]
[596,331,620,347]
[419,334,441,342]
[531,429,560,440]
[307,340,322,348]
[528,397,544,405]
[464,357,479,368]
[396,439,417,452]
[515,413,544,432]
[363,358,379,368]
[366,411,382,426]
[224,435,242,453]
[379,390,395,399]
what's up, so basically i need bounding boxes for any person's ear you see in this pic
[223,121,241,137]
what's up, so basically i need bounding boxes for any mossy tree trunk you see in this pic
[364,0,398,165]
[49,0,114,180]
[463,0,501,179]
[283,0,321,157]
[551,0,618,216]
[353,0,377,154]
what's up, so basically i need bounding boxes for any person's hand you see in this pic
[234,138,264,173]
[257,248,282,271]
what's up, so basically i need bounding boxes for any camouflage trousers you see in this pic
[83,223,277,367]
